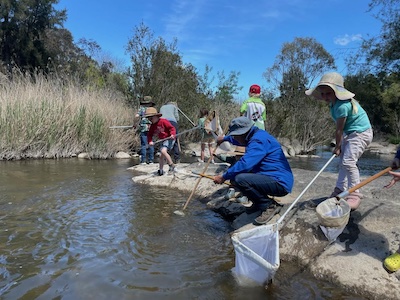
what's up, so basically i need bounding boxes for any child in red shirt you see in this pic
[145,107,176,176]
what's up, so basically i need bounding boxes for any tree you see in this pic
[0,0,67,73]
[213,70,242,104]
[263,37,336,153]
[125,23,210,128]
[344,73,387,131]
[125,23,157,106]
[353,0,400,73]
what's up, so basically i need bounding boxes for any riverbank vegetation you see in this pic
[0,0,399,160]
[0,73,134,159]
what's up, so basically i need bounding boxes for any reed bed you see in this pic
[0,73,136,160]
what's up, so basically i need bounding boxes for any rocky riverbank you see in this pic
[128,157,400,300]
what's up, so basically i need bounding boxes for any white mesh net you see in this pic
[231,224,280,286]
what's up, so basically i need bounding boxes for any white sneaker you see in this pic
[224,188,235,200]
[238,197,253,207]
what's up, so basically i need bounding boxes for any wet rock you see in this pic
[115,151,131,159]
[78,152,90,159]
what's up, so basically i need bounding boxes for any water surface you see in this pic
[0,158,369,299]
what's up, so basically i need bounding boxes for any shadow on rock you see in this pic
[337,203,389,261]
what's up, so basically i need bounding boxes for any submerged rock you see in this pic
[129,162,400,300]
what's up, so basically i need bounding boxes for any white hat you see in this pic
[305,72,355,101]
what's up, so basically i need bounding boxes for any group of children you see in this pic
[135,97,177,176]
[136,73,400,273]
[136,97,217,176]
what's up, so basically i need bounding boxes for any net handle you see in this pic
[276,154,337,226]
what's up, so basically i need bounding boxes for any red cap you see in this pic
[249,84,261,94]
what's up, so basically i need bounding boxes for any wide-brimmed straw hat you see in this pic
[144,107,162,118]
[305,72,355,101]
[140,96,155,106]
[226,117,254,136]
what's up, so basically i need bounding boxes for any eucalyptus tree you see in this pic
[263,37,336,153]
[344,73,387,132]
[213,70,242,104]
[0,0,66,73]
[361,0,400,73]
[125,23,209,127]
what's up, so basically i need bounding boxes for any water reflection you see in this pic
[0,159,367,299]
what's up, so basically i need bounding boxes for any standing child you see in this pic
[145,107,176,176]
[135,96,155,164]
[198,108,214,163]
[305,72,373,210]
[240,84,266,130]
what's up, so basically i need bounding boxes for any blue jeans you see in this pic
[232,173,288,209]
[140,132,154,163]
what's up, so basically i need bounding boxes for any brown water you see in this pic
[0,159,366,299]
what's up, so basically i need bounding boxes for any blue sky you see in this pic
[56,0,382,100]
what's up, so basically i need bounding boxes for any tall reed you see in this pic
[0,72,136,160]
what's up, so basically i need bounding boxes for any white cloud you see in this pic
[334,34,363,46]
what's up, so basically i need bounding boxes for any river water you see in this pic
[0,152,387,299]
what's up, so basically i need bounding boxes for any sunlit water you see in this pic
[288,148,393,176]
[0,156,380,299]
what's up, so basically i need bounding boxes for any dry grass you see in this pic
[0,72,136,160]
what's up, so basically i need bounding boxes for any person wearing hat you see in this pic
[240,84,266,130]
[135,96,156,164]
[305,72,373,210]
[145,107,176,176]
[213,116,293,225]
[159,101,181,163]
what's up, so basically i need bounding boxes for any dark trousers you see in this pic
[232,173,287,209]
[140,132,154,163]
[169,121,180,162]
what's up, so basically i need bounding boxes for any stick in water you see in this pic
[177,120,229,214]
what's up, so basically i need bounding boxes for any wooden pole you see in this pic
[181,117,229,211]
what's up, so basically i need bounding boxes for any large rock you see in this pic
[128,162,400,300]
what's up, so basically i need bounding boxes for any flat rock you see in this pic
[129,162,400,300]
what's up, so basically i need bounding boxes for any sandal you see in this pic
[384,252,400,272]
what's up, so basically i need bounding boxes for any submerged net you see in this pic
[231,224,280,286]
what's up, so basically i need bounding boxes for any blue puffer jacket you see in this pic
[222,126,294,193]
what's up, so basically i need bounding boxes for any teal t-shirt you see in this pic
[138,106,151,133]
[330,100,371,134]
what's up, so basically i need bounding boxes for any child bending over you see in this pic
[145,107,176,176]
